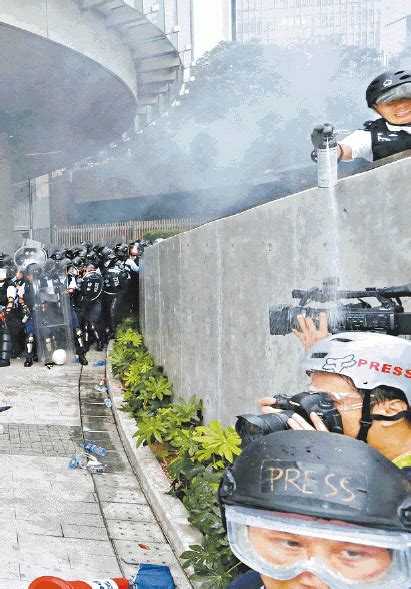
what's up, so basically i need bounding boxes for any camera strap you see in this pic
[357,390,373,442]
[357,391,409,442]
[370,411,410,422]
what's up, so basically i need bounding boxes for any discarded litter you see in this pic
[95,383,108,393]
[104,397,112,408]
[86,460,105,474]
[68,453,106,474]
[68,453,87,470]
[83,440,108,457]
[94,360,106,366]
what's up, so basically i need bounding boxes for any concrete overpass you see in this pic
[0,0,192,252]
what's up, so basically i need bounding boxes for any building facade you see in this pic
[233,0,410,59]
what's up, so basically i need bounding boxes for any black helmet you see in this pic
[25,263,43,277]
[366,69,411,107]
[79,240,92,253]
[85,251,99,266]
[219,431,411,531]
[114,243,129,260]
[69,256,85,270]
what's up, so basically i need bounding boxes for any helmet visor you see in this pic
[375,83,411,104]
[226,506,411,588]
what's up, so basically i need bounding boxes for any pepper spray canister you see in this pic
[316,124,338,188]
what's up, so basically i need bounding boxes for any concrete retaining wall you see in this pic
[141,156,411,426]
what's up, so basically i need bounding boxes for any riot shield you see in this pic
[14,246,47,270]
[31,268,74,364]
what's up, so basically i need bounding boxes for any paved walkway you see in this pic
[0,351,191,588]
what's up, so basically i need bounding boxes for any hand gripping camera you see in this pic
[236,391,343,446]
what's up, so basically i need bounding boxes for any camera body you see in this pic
[236,392,343,446]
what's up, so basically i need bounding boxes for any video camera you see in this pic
[236,391,343,446]
[269,277,411,336]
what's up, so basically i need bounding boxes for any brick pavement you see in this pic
[0,352,191,588]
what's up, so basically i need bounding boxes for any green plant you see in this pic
[133,415,169,447]
[116,328,143,348]
[109,320,243,585]
[192,421,242,469]
[142,229,182,241]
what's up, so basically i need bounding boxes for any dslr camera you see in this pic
[236,391,343,446]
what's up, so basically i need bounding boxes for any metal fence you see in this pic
[51,218,211,246]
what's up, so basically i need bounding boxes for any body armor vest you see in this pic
[363,118,411,161]
[0,281,10,307]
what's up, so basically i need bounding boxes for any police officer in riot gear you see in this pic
[66,258,88,365]
[220,431,411,589]
[0,256,15,367]
[312,70,411,163]
[125,240,140,320]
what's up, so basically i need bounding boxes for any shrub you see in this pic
[142,229,182,241]
[111,321,243,586]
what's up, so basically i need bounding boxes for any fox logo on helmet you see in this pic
[322,354,356,373]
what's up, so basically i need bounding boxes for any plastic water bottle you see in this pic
[68,457,78,469]
[68,453,87,469]
[317,124,338,188]
[94,360,106,367]
[104,397,112,408]
[83,441,108,457]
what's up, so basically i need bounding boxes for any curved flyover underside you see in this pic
[0,23,137,182]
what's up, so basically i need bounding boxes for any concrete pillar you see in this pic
[0,134,15,254]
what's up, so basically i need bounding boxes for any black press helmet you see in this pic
[219,430,410,531]
[366,69,411,108]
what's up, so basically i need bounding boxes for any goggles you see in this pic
[376,83,411,104]
[226,506,411,588]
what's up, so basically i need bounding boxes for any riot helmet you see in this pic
[114,243,129,260]
[66,256,85,275]
[79,240,92,253]
[25,263,43,278]
[220,431,411,589]
[366,70,411,107]
[302,332,411,442]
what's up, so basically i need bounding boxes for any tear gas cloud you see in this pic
[71,41,384,219]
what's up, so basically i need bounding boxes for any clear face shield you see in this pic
[376,83,411,104]
[226,506,411,589]
[307,371,364,413]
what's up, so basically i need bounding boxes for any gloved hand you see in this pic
[311,123,335,149]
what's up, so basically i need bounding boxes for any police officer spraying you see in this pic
[311,70,411,176]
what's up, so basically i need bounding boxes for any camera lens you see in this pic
[235,413,290,446]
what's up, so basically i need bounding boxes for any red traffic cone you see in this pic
[29,576,130,589]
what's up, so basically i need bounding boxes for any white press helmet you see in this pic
[303,332,411,441]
